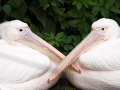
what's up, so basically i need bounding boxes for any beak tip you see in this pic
[47,78,51,84]
[78,69,81,74]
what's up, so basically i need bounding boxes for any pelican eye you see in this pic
[19,29,23,32]
[101,28,104,30]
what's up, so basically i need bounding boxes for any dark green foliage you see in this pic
[0,0,120,55]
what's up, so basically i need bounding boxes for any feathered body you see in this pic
[66,18,120,90]
[0,20,62,90]
[66,41,120,90]
[49,18,120,90]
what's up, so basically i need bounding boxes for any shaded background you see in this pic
[0,0,120,55]
[0,0,120,89]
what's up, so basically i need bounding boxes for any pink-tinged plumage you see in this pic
[49,18,120,90]
[0,20,64,90]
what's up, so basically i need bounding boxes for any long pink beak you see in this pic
[17,27,80,73]
[48,30,105,83]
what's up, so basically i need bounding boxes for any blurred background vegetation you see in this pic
[0,0,120,55]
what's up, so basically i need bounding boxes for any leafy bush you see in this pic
[0,0,120,55]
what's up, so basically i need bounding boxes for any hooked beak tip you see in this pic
[47,75,56,83]
[78,69,81,74]
[47,78,51,84]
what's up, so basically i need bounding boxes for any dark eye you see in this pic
[19,29,23,32]
[101,28,104,30]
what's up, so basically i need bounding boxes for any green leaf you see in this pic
[82,32,87,39]
[63,44,73,51]
[87,0,95,5]
[29,23,42,37]
[29,5,47,28]
[66,36,72,43]
[72,0,82,11]
[110,6,120,14]
[30,23,39,33]
[22,16,31,24]
[72,35,81,46]
[62,51,68,55]
[61,23,66,30]
[58,0,65,4]
[57,16,63,22]
[52,7,65,15]
[105,0,115,9]
[31,0,40,6]
[43,3,50,10]
[84,22,90,33]
[55,42,59,47]
[63,44,69,51]
[83,3,88,8]
[99,0,105,6]
[68,44,74,50]
[9,9,17,18]
[8,0,23,8]
[87,14,97,22]
[100,7,108,17]
[92,6,100,14]
[73,0,77,5]
[46,37,54,40]
[57,39,63,42]
[76,2,82,11]
[67,9,79,18]
[55,32,64,41]
[72,19,80,24]
[115,1,120,8]
[39,0,47,5]
[44,33,50,38]
[50,32,55,39]
[68,20,77,28]
[49,40,55,46]
[78,23,84,33]
[72,35,79,43]
[39,0,45,3]
[44,33,54,40]
[40,17,56,33]
[2,5,11,15]
[18,4,27,19]
[50,1,57,7]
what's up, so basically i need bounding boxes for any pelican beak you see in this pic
[17,27,80,74]
[17,27,64,62]
[48,31,105,83]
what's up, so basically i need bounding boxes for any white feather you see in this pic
[64,18,120,90]
[0,85,12,90]
[0,45,50,83]
[80,41,120,71]
[0,20,62,90]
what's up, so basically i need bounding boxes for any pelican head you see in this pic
[0,20,64,62]
[92,18,120,40]
[48,18,120,82]
[0,20,30,41]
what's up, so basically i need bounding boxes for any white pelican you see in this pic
[48,18,120,90]
[0,20,79,90]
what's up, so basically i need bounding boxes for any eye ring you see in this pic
[19,29,23,32]
[101,28,104,30]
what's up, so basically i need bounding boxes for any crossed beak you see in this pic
[17,27,80,75]
[48,30,105,83]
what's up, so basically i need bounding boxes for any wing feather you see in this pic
[0,45,50,83]
[80,43,120,71]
